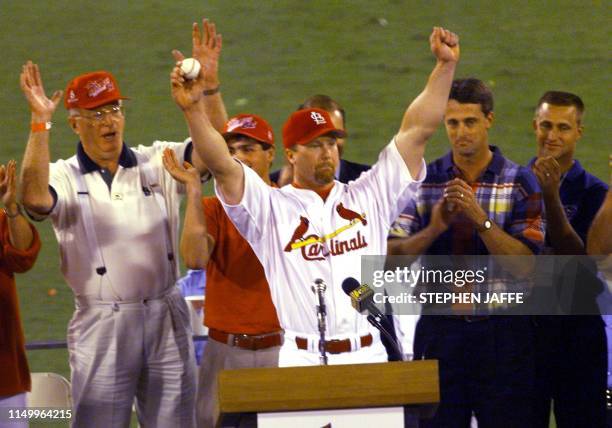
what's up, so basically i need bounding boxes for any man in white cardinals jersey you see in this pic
[180,26,460,365]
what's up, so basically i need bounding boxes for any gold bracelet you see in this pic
[203,86,220,96]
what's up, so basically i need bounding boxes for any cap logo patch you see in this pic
[86,77,115,98]
[227,116,257,131]
[310,111,327,125]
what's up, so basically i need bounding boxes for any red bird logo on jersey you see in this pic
[336,203,367,225]
[284,216,310,252]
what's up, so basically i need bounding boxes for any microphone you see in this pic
[342,277,405,361]
[341,277,386,323]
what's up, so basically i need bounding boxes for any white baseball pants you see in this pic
[68,287,196,427]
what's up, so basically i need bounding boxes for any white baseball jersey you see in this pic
[216,139,425,365]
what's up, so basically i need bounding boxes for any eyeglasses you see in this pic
[78,105,124,122]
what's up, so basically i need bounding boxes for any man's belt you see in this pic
[208,328,284,351]
[295,333,373,354]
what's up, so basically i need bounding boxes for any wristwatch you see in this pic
[478,218,493,233]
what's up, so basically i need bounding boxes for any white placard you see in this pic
[258,406,404,428]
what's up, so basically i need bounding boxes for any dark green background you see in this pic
[1,2,609,426]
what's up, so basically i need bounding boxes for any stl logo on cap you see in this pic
[282,108,346,149]
[310,111,327,125]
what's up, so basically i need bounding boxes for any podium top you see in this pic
[218,360,439,413]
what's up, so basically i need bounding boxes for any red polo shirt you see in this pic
[0,213,41,397]
[202,197,281,334]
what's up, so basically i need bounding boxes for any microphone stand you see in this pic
[312,278,328,365]
[366,314,405,361]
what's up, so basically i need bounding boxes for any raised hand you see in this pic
[172,19,222,90]
[430,27,460,63]
[192,19,222,89]
[162,148,201,188]
[0,160,18,211]
[170,52,208,111]
[19,61,62,121]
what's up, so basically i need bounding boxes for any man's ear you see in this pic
[68,116,79,135]
[266,147,275,166]
[485,111,495,129]
[285,147,296,165]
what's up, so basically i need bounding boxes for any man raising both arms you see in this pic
[172,25,459,365]
[19,57,210,426]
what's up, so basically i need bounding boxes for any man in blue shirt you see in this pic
[529,91,608,427]
[177,269,207,364]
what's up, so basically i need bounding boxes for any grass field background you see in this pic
[0,1,609,426]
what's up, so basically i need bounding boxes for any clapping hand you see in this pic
[0,160,18,214]
[443,178,487,226]
[162,148,201,190]
[532,156,561,196]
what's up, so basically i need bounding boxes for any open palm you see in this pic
[162,148,200,187]
[20,61,62,117]
[192,19,222,87]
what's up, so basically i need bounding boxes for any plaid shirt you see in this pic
[389,146,546,311]
[390,146,545,255]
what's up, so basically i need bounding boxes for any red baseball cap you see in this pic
[64,71,128,110]
[282,108,346,149]
[222,114,274,146]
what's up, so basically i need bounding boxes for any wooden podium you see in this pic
[217,360,439,427]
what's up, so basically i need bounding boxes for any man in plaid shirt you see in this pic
[388,78,544,427]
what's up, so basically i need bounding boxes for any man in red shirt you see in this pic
[163,114,281,428]
[0,160,41,425]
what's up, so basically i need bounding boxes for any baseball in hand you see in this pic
[180,58,201,80]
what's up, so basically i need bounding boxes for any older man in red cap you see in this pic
[170,26,460,366]
[19,61,210,427]
[162,113,282,428]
